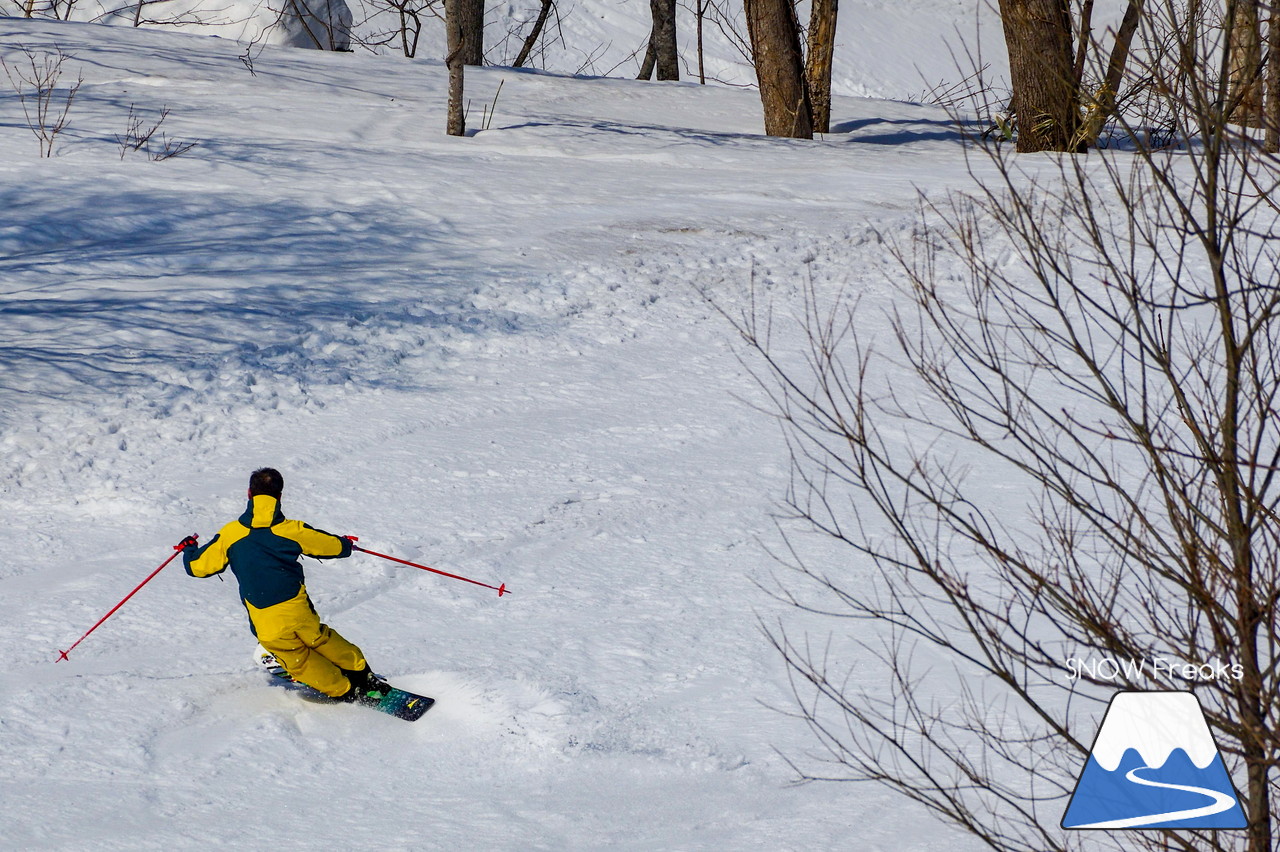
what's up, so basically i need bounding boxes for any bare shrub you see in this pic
[116,103,197,161]
[727,2,1280,850]
[2,45,82,157]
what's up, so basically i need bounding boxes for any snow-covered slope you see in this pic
[0,18,993,851]
[29,0,1012,100]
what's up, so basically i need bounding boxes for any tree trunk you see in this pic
[1079,0,1144,147]
[1267,0,1280,150]
[637,33,656,80]
[1228,0,1264,126]
[512,0,553,68]
[696,0,706,84]
[1071,0,1094,89]
[998,0,1079,151]
[458,0,484,65]
[745,0,813,138]
[649,0,679,81]
[805,0,838,133]
[446,0,466,136]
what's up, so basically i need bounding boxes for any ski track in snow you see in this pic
[1,19,992,851]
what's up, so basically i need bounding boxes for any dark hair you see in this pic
[248,467,284,498]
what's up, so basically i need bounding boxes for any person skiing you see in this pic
[179,467,390,704]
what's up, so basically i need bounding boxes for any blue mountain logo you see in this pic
[1062,691,1248,830]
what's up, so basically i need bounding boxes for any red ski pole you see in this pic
[56,538,194,662]
[348,539,509,597]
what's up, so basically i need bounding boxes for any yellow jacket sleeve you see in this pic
[273,520,352,559]
[183,522,249,578]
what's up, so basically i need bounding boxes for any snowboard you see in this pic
[254,646,435,722]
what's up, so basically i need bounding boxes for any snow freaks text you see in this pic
[1064,657,1244,683]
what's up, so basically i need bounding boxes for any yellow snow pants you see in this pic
[246,585,366,698]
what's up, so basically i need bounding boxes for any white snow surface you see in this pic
[0,17,1004,851]
[41,0,1017,100]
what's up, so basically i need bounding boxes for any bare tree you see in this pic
[725,3,1280,851]
[805,0,837,133]
[1077,0,1144,147]
[998,0,1079,151]
[637,33,656,80]
[352,0,440,58]
[1268,0,1280,150]
[281,0,353,50]
[445,0,465,135]
[694,0,706,83]
[744,0,811,137]
[702,0,754,68]
[512,0,554,68]
[458,0,483,64]
[638,0,679,81]
[1227,0,1265,125]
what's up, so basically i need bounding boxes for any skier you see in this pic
[179,467,390,705]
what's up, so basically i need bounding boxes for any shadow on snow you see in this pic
[0,186,531,420]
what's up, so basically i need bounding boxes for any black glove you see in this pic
[175,534,199,551]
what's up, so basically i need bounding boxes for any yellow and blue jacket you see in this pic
[184,494,352,609]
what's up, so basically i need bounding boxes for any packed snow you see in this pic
[0,10,1037,851]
